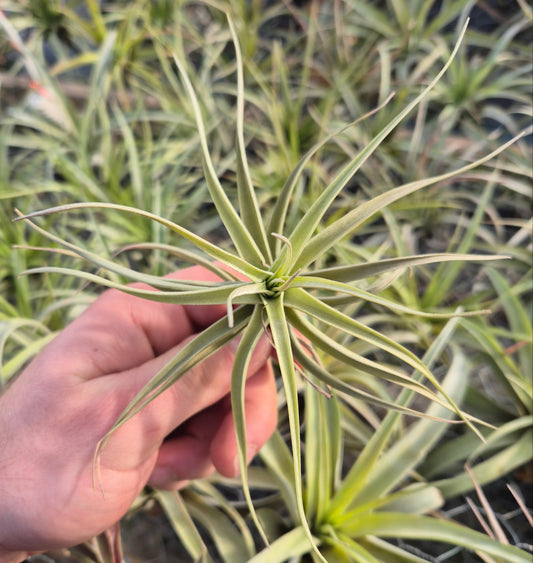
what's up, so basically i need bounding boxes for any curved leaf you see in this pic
[311,253,509,283]
[96,305,253,458]
[231,306,269,545]
[248,526,320,563]
[285,288,481,438]
[290,333,455,421]
[293,275,493,318]
[21,267,256,306]
[228,16,271,262]
[265,296,326,562]
[15,210,228,290]
[339,512,530,563]
[271,20,470,275]
[15,203,269,281]
[287,310,453,412]
[293,128,529,273]
[266,95,395,258]
[172,54,267,267]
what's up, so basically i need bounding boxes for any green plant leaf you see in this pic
[287,310,454,412]
[270,19,470,275]
[293,275,495,318]
[337,349,469,514]
[228,16,271,263]
[486,267,533,384]
[340,512,530,563]
[226,284,270,327]
[338,484,443,523]
[266,95,395,258]
[293,129,529,273]
[287,289,432,384]
[421,177,496,308]
[461,317,532,409]
[265,295,326,562]
[182,487,255,562]
[111,104,144,210]
[20,267,255,306]
[286,288,482,437]
[14,210,234,291]
[289,332,454,421]
[96,306,254,461]
[112,243,239,281]
[303,366,341,525]
[190,480,256,556]
[172,54,267,267]
[311,253,509,283]
[79,30,117,163]
[155,490,213,563]
[327,315,463,517]
[248,526,320,563]
[434,429,533,499]
[323,528,381,563]
[259,430,299,524]
[231,305,269,546]
[15,203,269,280]
[358,536,432,563]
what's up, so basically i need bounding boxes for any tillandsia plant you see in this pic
[13,10,530,561]
[248,319,531,563]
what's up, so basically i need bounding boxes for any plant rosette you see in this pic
[14,11,531,563]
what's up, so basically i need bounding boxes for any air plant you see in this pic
[13,11,529,561]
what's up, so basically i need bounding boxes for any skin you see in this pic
[0,266,277,562]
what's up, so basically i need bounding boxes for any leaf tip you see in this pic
[12,208,24,222]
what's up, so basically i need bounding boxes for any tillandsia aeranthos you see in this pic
[14,10,529,560]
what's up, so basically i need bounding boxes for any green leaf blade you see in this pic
[273,20,470,274]
[172,54,267,267]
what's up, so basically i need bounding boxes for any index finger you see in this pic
[41,265,232,379]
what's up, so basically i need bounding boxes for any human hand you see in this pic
[0,266,277,561]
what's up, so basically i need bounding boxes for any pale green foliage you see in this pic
[2,1,532,561]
